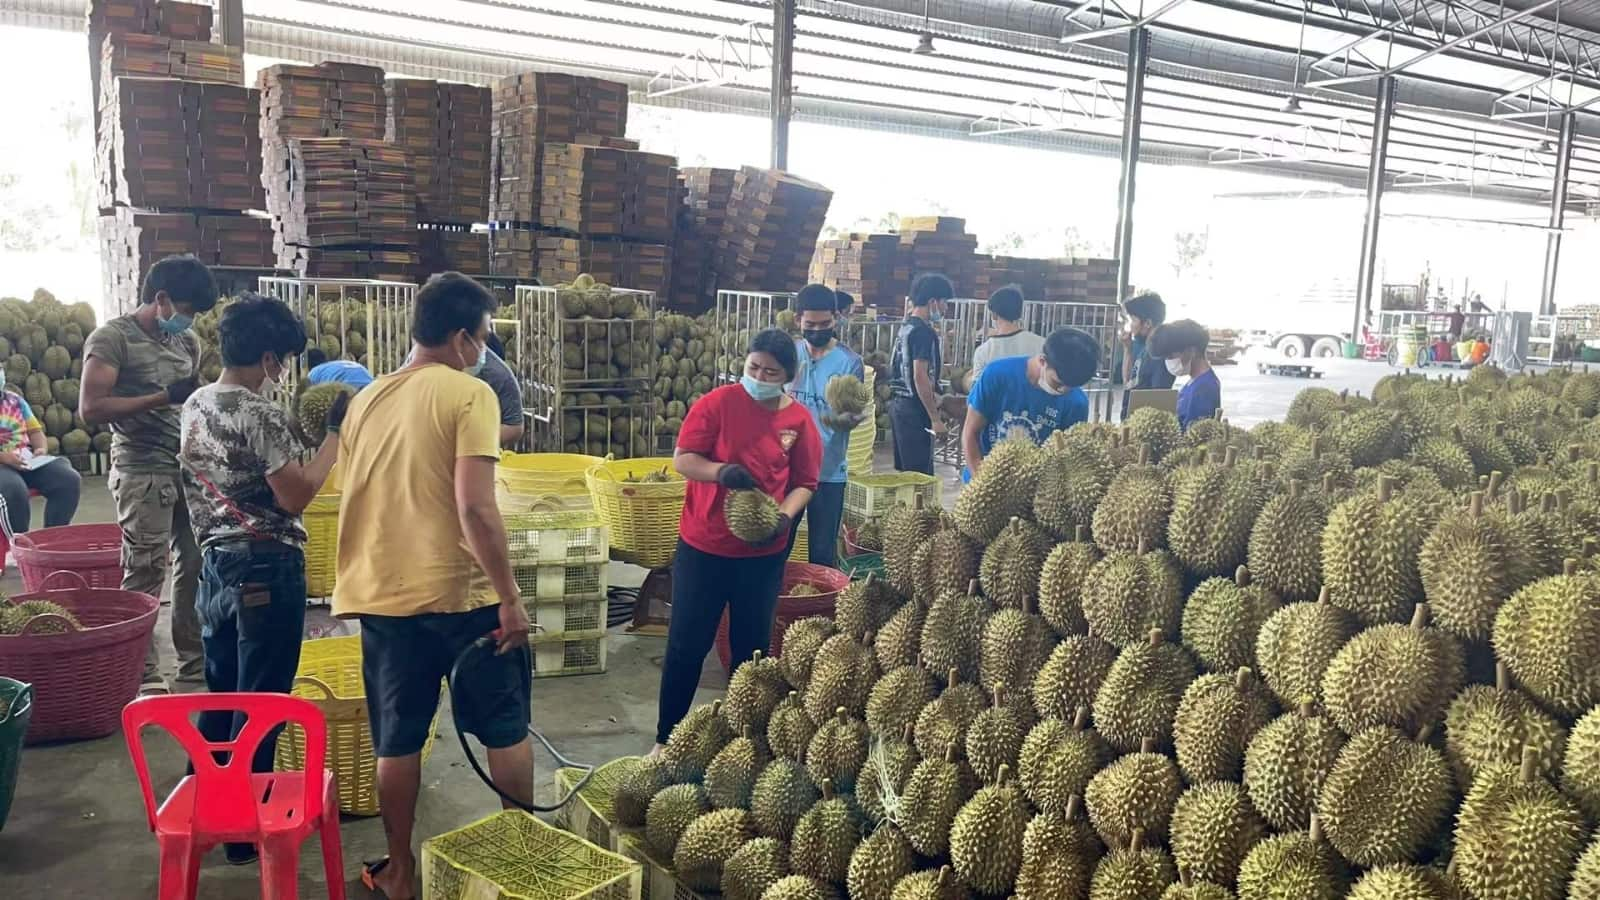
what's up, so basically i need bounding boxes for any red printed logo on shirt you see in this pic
[778,429,798,452]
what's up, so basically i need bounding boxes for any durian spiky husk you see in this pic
[1346,865,1463,900]
[890,867,973,900]
[914,680,986,763]
[725,651,790,735]
[1234,822,1349,900]
[1038,536,1102,637]
[1092,462,1172,553]
[803,633,879,722]
[1561,706,1600,822]
[1246,481,1327,603]
[979,607,1056,713]
[965,689,1031,785]
[1253,591,1358,706]
[751,758,820,840]
[1571,837,1600,900]
[706,731,772,810]
[647,783,711,858]
[1091,633,1197,753]
[1033,634,1119,722]
[1180,569,1281,674]
[1015,807,1100,900]
[1090,837,1178,900]
[1170,781,1266,890]
[846,825,915,900]
[1242,705,1344,834]
[1318,726,1454,868]
[1082,546,1184,650]
[1033,432,1115,540]
[612,755,673,827]
[979,517,1053,610]
[1172,669,1275,784]
[1492,565,1600,717]
[920,590,989,686]
[804,710,870,795]
[857,732,919,826]
[726,489,783,542]
[779,617,837,690]
[1418,494,1535,642]
[768,691,818,762]
[1167,452,1267,578]
[1452,758,1586,900]
[882,502,943,595]
[293,381,354,445]
[834,573,906,641]
[663,702,735,783]
[761,875,841,900]
[1126,407,1182,462]
[896,748,977,858]
[953,438,1042,543]
[1320,604,1465,736]
[724,837,790,900]
[1443,677,1566,793]
[874,601,926,671]
[866,664,938,740]
[1019,713,1111,815]
[788,788,863,884]
[674,808,756,892]
[1085,745,1183,848]
[1321,479,1435,626]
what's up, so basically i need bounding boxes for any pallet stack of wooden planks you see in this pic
[810,232,902,310]
[712,167,832,294]
[385,79,491,227]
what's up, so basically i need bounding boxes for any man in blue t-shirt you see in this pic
[1149,318,1221,431]
[787,283,866,567]
[303,348,375,391]
[962,326,1100,479]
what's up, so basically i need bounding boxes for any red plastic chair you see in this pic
[122,693,346,900]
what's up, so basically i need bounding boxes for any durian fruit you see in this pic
[1419,491,1534,642]
[874,600,926,671]
[1167,448,1266,578]
[1245,479,1326,602]
[913,669,986,762]
[663,701,736,782]
[1234,815,1349,900]
[954,438,1042,543]
[1173,668,1275,783]
[1322,602,1464,736]
[613,755,674,826]
[724,837,791,900]
[1180,567,1281,674]
[647,783,711,857]
[846,824,915,900]
[725,836,791,900]
[1170,781,1264,889]
[788,779,863,884]
[836,573,905,641]
[727,489,783,542]
[293,382,355,445]
[727,650,791,734]
[1038,526,1102,636]
[1571,837,1600,900]
[1322,476,1434,625]
[867,662,938,740]
[980,517,1053,609]
[769,691,818,761]
[1276,435,1354,493]
[752,757,820,840]
[1082,540,1184,649]
[1127,407,1182,462]
[897,744,976,857]
[1015,796,1101,900]
[1318,725,1454,867]
[1346,865,1463,900]
[1242,701,1344,833]
[762,875,841,900]
[1019,707,1111,815]
[1286,387,1343,429]
[1331,407,1403,467]
[804,632,880,722]
[1507,490,1586,579]
[1093,447,1173,553]
[825,374,870,416]
[1457,422,1516,479]
[857,725,918,826]
[1254,587,1358,706]
[965,684,1031,785]
[1561,705,1600,821]
[1,598,79,633]
[1092,630,1197,753]
[950,764,1030,896]
[707,726,773,810]
[1090,829,1177,900]
[883,498,943,594]
[1160,869,1235,900]
[920,583,989,686]
[675,808,756,891]
[1493,559,1600,717]
[1453,748,1586,900]
[890,866,972,900]
[1033,633,1118,722]
[805,708,870,795]
[979,597,1056,710]
[1412,435,1477,490]
[927,528,983,599]
[1085,737,1182,848]
[780,618,837,689]
[1034,429,1115,540]
[1443,662,1566,793]
[905,541,937,605]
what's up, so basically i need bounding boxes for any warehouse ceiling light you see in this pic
[912,0,936,53]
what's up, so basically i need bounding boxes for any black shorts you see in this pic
[359,605,532,757]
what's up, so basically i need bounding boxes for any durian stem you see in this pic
[1520,746,1539,783]
[1308,813,1323,844]
[1542,493,1558,514]
[1487,471,1505,497]
[1065,794,1080,822]
[1321,472,1335,494]
[1179,866,1194,888]
[1139,737,1155,754]
[1288,479,1304,500]
[1234,667,1252,692]
[1129,828,1146,853]
[1074,524,1087,542]
[1316,586,1331,606]
[1564,558,1579,577]
[1296,699,1314,718]
[820,778,835,801]
[1409,603,1429,630]
[1235,565,1251,587]
[1072,706,1090,730]
[1378,476,1395,503]
[992,684,1006,709]
[1570,444,1584,464]
[1469,492,1484,518]
[1415,724,1434,743]
[1495,662,1510,692]
[1147,628,1163,648]
[946,668,959,691]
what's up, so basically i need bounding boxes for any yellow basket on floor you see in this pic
[499,452,605,501]
[847,401,876,476]
[585,457,685,570]
[423,809,641,900]
[789,514,809,562]
[274,635,439,816]
[304,489,340,598]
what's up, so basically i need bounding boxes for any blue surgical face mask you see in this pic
[158,311,193,335]
[462,337,488,377]
[741,374,784,402]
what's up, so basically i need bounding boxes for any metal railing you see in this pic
[257,277,417,404]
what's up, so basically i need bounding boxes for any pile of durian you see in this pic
[612,364,1600,900]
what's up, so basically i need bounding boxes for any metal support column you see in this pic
[770,0,796,170]
[1353,76,1397,339]
[1540,112,1576,316]
[1113,27,1151,304]
[218,0,244,49]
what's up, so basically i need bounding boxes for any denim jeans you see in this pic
[195,541,307,774]
[805,481,846,568]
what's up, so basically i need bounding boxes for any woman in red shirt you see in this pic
[655,329,821,751]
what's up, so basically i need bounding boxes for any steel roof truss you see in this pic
[646,18,772,97]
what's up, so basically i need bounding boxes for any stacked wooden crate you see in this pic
[488,227,537,280]
[489,73,630,225]
[98,76,261,212]
[385,79,491,226]
[713,167,832,293]
[419,227,490,276]
[898,217,980,297]
[88,0,212,142]
[667,167,736,310]
[810,232,902,310]
[101,210,275,306]
[1053,257,1120,303]
[533,143,676,294]
[536,236,670,292]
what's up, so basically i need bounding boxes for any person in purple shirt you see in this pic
[1149,318,1220,431]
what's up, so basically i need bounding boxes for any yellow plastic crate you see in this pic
[844,472,941,527]
[553,757,642,851]
[423,810,641,900]
[515,562,607,602]
[304,490,340,598]
[586,458,685,570]
[532,633,609,678]
[275,635,439,816]
[498,451,606,500]
[788,514,809,563]
[846,401,876,476]
[504,511,610,567]
[617,833,715,900]
[529,596,609,636]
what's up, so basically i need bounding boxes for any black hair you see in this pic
[909,272,955,306]
[486,331,506,359]
[748,327,799,381]
[305,348,328,368]
[795,283,839,314]
[1148,319,1209,358]
[986,284,1025,323]
[218,291,308,368]
[1123,290,1166,325]
[834,290,854,314]
[1042,327,1099,388]
[141,254,219,312]
[413,271,497,347]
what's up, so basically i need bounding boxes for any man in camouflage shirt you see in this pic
[80,255,218,693]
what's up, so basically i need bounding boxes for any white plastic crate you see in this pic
[532,633,609,678]
[843,472,941,526]
[515,562,608,602]
[529,596,608,636]
[504,511,610,567]
[617,833,715,900]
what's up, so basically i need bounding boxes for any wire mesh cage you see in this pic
[257,277,417,399]
[532,396,656,459]
[713,290,793,383]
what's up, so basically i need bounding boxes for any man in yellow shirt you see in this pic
[332,272,531,900]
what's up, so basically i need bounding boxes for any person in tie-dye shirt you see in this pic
[0,377,80,535]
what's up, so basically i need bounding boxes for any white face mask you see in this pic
[1037,365,1066,396]
[1166,357,1188,377]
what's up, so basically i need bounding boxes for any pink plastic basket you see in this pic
[11,524,124,591]
[0,571,159,744]
[714,562,851,673]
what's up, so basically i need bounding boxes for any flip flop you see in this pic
[360,858,389,894]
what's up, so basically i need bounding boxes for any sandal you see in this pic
[361,858,389,894]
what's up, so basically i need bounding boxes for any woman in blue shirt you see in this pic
[786,283,865,567]
[1149,318,1220,431]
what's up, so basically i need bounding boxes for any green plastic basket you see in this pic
[0,678,33,832]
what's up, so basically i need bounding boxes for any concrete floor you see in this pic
[0,351,1406,898]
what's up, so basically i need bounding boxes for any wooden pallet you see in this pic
[1257,361,1323,378]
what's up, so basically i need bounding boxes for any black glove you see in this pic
[716,463,757,491]
[768,511,794,544]
[325,391,351,435]
[165,375,200,405]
